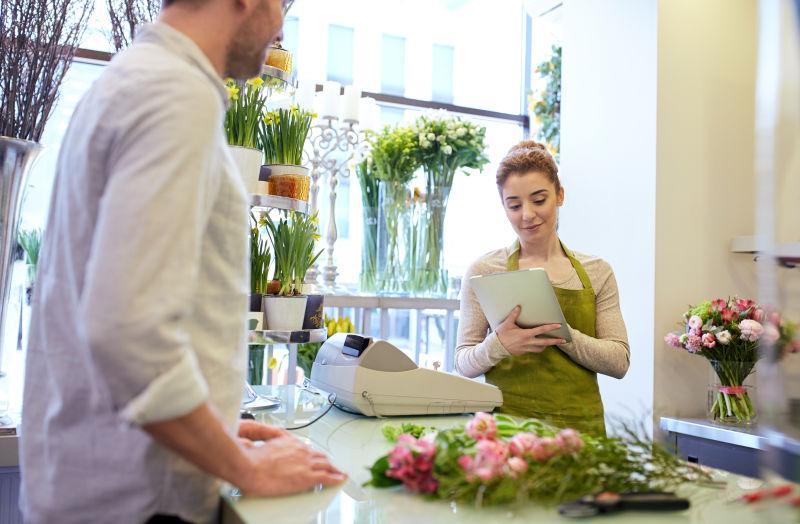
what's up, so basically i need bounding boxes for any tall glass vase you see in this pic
[0,138,40,378]
[360,206,379,292]
[377,181,409,294]
[707,359,757,426]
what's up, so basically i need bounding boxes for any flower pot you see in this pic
[248,293,265,331]
[707,360,757,426]
[260,164,310,201]
[264,295,308,331]
[302,294,325,329]
[228,145,262,194]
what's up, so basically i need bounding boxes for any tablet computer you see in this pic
[470,268,571,342]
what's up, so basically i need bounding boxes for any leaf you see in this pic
[364,455,402,488]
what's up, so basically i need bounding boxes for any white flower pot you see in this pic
[228,146,262,194]
[263,295,308,331]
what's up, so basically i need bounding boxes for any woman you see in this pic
[455,140,629,436]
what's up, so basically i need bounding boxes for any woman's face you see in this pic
[501,171,564,244]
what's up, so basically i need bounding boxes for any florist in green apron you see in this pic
[455,140,630,437]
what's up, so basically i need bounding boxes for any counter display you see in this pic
[224,386,796,524]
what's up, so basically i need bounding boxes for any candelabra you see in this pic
[303,116,363,292]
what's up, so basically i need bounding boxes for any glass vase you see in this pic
[707,359,757,426]
[407,186,451,296]
[360,206,380,292]
[377,181,410,294]
[248,345,265,386]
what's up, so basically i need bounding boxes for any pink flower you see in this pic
[702,333,717,348]
[739,319,764,342]
[385,434,438,494]
[530,437,560,462]
[752,308,765,322]
[465,412,497,441]
[688,315,703,331]
[761,324,780,345]
[664,332,682,348]
[457,455,473,471]
[556,428,584,454]
[461,439,509,483]
[768,311,782,326]
[506,457,528,478]
[686,334,703,353]
[721,308,737,323]
[711,299,727,312]
[735,298,756,313]
[690,327,702,337]
[509,432,537,457]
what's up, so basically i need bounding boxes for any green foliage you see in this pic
[381,422,435,442]
[367,125,422,185]
[224,78,267,149]
[259,105,315,165]
[249,213,271,294]
[18,228,43,284]
[262,212,322,296]
[530,45,561,159]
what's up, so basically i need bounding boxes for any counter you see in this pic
[223,386,796,524]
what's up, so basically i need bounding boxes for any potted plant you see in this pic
[664,297,798,426]
[258,105,314,201]
[249,212,271,330]
[261,211,323,330]
[225,77,267,194]
[18,229,42,305]
[367,125,422,294]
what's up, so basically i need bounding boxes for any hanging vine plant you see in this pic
[529,45,561,160]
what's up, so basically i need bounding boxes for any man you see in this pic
[20,0,345,522]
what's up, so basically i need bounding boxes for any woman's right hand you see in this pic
[495,306,566,356]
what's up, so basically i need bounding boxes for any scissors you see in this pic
[558,491,690,518]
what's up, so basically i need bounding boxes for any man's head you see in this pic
[161,0,284,79]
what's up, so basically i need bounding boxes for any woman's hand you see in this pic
[495,306,566,356]
[238,419,291,442]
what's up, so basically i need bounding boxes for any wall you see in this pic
[653,0,758,425]
[559,0,658,434]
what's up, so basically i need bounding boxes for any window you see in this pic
[281,17,300,62]
[326,24,354,84]
[379,105,406,126]
[380,35,406,96]
[431,44,454,103]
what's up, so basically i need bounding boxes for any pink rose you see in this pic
[739,319,764,342]
[462,439,509,483]
[506,456,528,478]
[457,455,473,471]
[664,333,682,348]
[530,437,560,462]
[768,311,782,326]
[721,308,737,323]
[752,308,765,322]
[465,412,497,441]
[556,428,584,454]
[509,432,537,457]
[702,333,717,348]
[385,434,438,493]
[686,334,703,353]
[688,315,703,331]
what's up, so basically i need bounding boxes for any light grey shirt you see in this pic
[456,244,630,379]
[20,23,249,524]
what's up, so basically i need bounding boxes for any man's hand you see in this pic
[238,436,347,496]
[238,419,290,442]
[495,306,566,356]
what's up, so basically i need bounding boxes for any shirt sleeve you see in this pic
[79,79,224,426]
[556,261,630,379]
[454,261,511,377]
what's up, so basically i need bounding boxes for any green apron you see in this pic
[484,241,607,437]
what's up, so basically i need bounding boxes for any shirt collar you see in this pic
[134,22,228,104]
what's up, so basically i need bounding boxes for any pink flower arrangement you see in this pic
[739,319,763,342]
[385,434,438,493]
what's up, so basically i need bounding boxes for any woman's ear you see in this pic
[557,186,565,206]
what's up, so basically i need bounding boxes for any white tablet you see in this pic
[470,268,571,342]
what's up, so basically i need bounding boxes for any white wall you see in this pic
[559,0,658,434]
[653,0,758,426]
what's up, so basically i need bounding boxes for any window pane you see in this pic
[282,17,300,60]
[432,44,454,103]
[381,35,406,96]
[379,105,406,126]
[326,24,354,84]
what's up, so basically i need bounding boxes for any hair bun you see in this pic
[507,140,548,154]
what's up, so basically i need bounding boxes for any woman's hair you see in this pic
[496,140,560,193]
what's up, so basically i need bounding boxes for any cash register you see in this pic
[309,333,503,416]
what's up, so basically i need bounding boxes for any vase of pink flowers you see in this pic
[664,297,798,427]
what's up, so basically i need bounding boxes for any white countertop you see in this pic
[223,386,795,524]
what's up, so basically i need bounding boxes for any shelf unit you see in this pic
[730,236,800,267]
[250,194,309,214]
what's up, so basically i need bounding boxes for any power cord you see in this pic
[285,392,337,431]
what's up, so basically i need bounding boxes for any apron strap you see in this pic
[506,239,594,292]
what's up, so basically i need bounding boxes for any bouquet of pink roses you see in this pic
[664,297,798,425]
[367,413,706,507]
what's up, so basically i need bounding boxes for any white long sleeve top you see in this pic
[20,23,249,524]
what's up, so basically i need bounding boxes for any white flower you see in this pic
[739,319,764,342]
[427,132,436,141]
[456,127,466,137]
[420,139,431,149]
[442,145,452,155]
[419,133,426,142]
[716,330,732,345]
[437,135,445,142]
